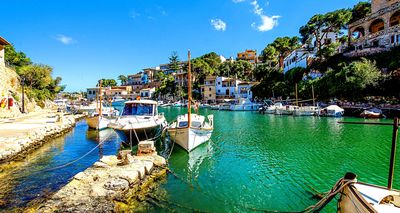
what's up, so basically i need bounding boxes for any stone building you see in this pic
[348,0,400,55]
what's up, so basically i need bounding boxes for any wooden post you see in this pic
[187,50,191,128]
[388,117,399,190]
[295,83,298,106]
[312,84,315,107]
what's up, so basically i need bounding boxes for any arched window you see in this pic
[352,27,365,39]
[390,10,400,27]
[369,19,385,33]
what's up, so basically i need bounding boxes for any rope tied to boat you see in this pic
[302,173,358,212]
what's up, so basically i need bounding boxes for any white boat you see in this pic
[293,106,319,116]
[111,96,126,107]
[167,50,214,152]
[173,101,184,107]
[168,114,214,152]
[320,105,344,117]
[108,100,167,146]
[275,105,297,115]
[229,98,263,111]
[339,180,400,212]
[86,110,117,130]
[360,108,383,119]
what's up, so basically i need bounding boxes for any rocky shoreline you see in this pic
[34,152,167,212]
[0,113,86,164]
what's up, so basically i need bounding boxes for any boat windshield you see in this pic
[122,103,154,116]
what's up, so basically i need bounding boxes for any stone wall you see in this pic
[35,153,167,212]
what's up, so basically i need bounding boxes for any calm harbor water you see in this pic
[0,107,398,212]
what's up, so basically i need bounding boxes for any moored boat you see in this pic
[108,100,167,147]
[320,105,344,117]
[167,50,214,152]
[361,107,383,119]
[229,98,262,111]
[275,105,297,115]
[293,106,319,116]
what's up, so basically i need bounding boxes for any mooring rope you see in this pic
[11,131,113,178]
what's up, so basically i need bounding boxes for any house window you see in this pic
[209,94,211,97]
[218,90,220,93]
[218,82,221,85]
[209,88,211,91]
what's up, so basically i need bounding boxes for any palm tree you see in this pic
[118,75,128,85]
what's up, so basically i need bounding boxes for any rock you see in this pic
[74,172,86,181]
[100,156,120,166]
[137,140,156,156]
[93,161,109,169]
[103,178,129,191]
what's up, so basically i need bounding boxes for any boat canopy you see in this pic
[326,105,344,112]
[122,102,155,116]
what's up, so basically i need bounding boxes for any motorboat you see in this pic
[108,100,167,147]
[167,51,214,152]
[229,98,263,111]
[320,105,344,117]
[111,96,126,107]
[360,108,383,119]
[293,106,320,116]
[275,105,297,115]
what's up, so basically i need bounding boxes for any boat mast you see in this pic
[99,80,103,117]
[188,50,192,128]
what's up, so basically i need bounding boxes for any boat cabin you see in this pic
[122,100,158,116]
[177,114,205,128]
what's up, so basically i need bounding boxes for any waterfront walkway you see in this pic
[0,110,84,163]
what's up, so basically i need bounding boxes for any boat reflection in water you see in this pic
[86,128,115,143]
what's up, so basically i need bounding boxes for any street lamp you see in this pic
[21,76,25,113]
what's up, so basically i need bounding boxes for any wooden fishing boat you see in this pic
[167,51,214,152]
[305,118,400,212]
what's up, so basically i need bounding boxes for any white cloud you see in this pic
[56,34,75,45]
[232,0,246,3]
[249,0,280,32]
[255,15,280,32]
[211,19,227,31]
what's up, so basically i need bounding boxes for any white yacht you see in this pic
[275,105,297,115]
[293,106,320,116]
[108,100,167,146]
[320,105,344,117]
[167,50,214,152]
[86,109,118,130]
[229,98,262,111]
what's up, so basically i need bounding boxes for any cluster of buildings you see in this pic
[283,0,400,74]
[86,50,260,102]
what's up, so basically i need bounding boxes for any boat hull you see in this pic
[230,104,262,111]
[115,125,163,147]
[168,127,212,152]
[361,111,382,119]
[86,116,111,130]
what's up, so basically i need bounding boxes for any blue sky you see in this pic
[1,0,361,92]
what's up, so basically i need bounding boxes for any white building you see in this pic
[236,82,254,99]
[283,49,315,74]
[0,37,10,68]
[86,88,106,101]
[140,87,155,99]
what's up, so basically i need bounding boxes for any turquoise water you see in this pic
[0,108,397,212]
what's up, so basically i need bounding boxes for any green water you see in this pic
[156,107,396,212]
[0,107,397,212]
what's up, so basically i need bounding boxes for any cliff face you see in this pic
[0,65,41,118]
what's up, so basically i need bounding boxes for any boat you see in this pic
[360,107,383,119]
[111,96,126,107]
[108,99,167,147]
[167,50,214,152]
[229,98,263,111]
[173,101,184,107]
[293,106,319,116]
[85,80,118,130]
[320,105,344,117]
[275,105,297,115]
[305,118,400,212]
